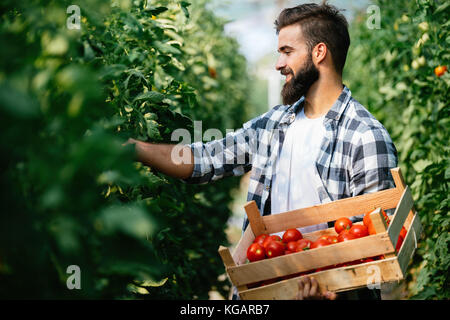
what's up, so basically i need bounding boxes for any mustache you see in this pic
[280,68,293,76]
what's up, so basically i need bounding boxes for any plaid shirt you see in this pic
[182,85,398,232]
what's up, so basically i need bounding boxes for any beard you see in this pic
[280,53,319,105]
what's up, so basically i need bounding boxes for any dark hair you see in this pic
[275,2,350,75]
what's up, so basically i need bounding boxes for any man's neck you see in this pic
[303,78,344,119]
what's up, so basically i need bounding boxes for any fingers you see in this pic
[310,277,318,297]
[303,277,311,298]
[297,277,316,300]
[323,291,337,300]
[122,138,135,147]
[297,276,336,300]
[297,278,304,300]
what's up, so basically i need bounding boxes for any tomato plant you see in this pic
[0,0,253,299]
[346,0,449,299]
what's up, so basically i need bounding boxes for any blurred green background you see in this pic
[0,0,448,300]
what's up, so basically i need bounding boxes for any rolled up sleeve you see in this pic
[181,114,265,185]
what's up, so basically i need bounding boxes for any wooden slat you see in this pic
[218,246,247,292]
[391,167,416,232]
[244,200,267,236]
[387,186,414,248]
[218,246,235,267]
[231,225,255,266]
[369,208,389,234]
[227,232,395,287]
[369,207,397,261]
[262,188,400,234]
[397,212,423,276]
[239,258,403,300]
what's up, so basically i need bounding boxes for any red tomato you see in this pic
[310,239,330,249]
[246,243,266,262]
[334,263,348,268]
[337,230,357,242]
[326,235,339,244]
[434,65,447,77]
[254,234,269,247]
[334,217,352,234]
[381,209,390,225]
[396,235,404,252]
[262,235,282,250]
[295,239,312,251]
[282,229,303,243]
[363,212,377,235]
[286,241,298,252]
[400,226,407,239]
[265,241,285,258]
[346,259,363,266]
[284,250,294,255]
[349,224,369,238]
[314,265,334,272]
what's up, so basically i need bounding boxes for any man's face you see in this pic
[276,24,319,105]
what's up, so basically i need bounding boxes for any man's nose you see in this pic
[275,55,286,71]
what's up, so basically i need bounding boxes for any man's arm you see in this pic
[126,138,194,180]
[126,108,265,183]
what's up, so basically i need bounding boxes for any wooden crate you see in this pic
[218,167,422,300]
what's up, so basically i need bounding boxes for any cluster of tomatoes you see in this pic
[246,210,407,264]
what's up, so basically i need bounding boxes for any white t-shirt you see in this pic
[271,106,329,237]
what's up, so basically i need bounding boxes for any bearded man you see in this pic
[126,2,398,300]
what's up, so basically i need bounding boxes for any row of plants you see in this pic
[345,0,449,299]
[0,0,252,299]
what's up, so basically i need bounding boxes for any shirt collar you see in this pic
[283,85,351,124]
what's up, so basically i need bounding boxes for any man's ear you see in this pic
[312,42,328,65]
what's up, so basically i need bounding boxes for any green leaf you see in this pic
[133,91,165,103]
[145,6,168,16]
[434,2,450,14]
[146,119,161,139]
[180,1,191,18]
[154,40,181,55]
[98,204,156,239]
[0,82,39,118]
[413,159,433,173]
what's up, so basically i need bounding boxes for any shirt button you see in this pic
[290,114,295,122]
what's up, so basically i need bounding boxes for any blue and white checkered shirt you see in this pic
[182,85,398,232]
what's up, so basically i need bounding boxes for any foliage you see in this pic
[345,0,449,299]
[0,0,251,299]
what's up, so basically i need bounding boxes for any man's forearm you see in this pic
[129,139,194,180]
